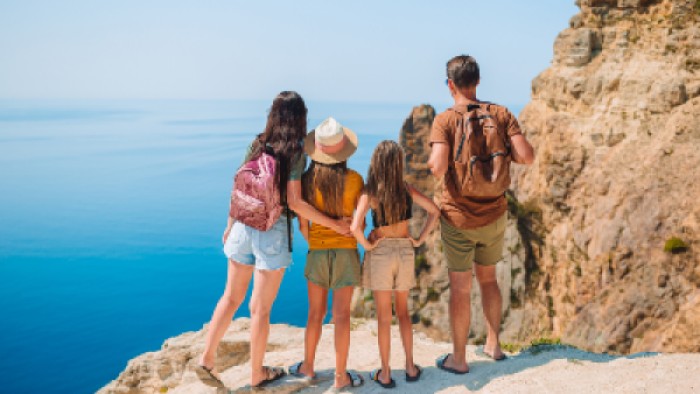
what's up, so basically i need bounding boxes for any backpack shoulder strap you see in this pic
[263,146,293,252]
[482,103,512,153]
[452,104,482,159]
[450,105,464,156]
[286,207,292,252]
[280,151,293,253]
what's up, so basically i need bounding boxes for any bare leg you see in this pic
[446,270,472,373]
[394,290,418,377]
[249,268,286,386]
[331,286,355,388]
[200,260,254,369]
[474,264,504,359]
[300,281,328,378]
[374,290,393,384]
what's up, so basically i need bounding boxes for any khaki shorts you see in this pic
[305,249,361,289]
[441,213,506,272]
[362,239,416,291]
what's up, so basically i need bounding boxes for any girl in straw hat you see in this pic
[287,117,365,389]
[351,140,440,389]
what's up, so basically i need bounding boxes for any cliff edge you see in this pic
[99,318,700,393]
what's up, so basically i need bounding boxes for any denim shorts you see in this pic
[223,216,292,270]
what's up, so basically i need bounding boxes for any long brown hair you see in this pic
[302,161,347,219]
[249,91,307,201]
[365,140,410,226]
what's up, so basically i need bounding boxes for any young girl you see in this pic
[196,93,352,389]
[350,140,440,389]
[287,117,365,389]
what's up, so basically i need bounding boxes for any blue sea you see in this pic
[0,99,521,394]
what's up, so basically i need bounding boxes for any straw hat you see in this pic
[304,117,358,164]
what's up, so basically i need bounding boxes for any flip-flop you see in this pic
[252,366,287,388]
[333,370,364,390]
[435,354,469,375]
[288,361,315,379]
[476,346,508,361]
[369,369,396,389]
[405,365,422,382]
[194,364,225,388]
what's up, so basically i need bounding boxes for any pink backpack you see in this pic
[229,152,283,231]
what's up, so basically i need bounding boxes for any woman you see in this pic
[350,140,440,389]
[288,117,364,389]
[196,92,352,389]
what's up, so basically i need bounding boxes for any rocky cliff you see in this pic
[368,0,700,354]
[513,0,700,353]
[99,318,700,393]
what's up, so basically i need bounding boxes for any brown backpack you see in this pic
[451,103,511,198]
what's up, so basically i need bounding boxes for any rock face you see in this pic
[511,0,700,353]
[98,319,315,394]
[378,0,700,354]
[99,318,700,393]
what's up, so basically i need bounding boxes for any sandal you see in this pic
[288,361,315,379]
[194,364,225,388]
[253,366,287,388]
[476,346,507,361]
[405,365,422,382]
[436,354,469,375]
[369,369,396,389]
[334,371,364,390]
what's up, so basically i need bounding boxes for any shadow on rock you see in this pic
[429,346,659,392]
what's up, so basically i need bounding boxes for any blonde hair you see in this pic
[302,161,347,219]
[365,140,410,226]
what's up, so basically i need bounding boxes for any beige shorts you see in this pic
[441,213,506,272]
[362,238,416,291]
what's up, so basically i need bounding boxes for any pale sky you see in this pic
[0,1,578,106]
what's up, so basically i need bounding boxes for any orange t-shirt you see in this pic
[308,169,364,250]
[429,102,522,229]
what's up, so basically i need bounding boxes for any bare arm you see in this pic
[287,180,351,237]
[428,142,450,179]
[407,184,440,246]
[350,194,379,251]
[222,216,234,245]
[510,134,535,165]
[298,215,310,241]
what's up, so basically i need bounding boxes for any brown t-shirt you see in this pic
[429,102,522,229]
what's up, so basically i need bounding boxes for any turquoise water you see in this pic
[0,99,520,393]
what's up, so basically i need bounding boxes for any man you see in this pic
[428,55,534,373]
